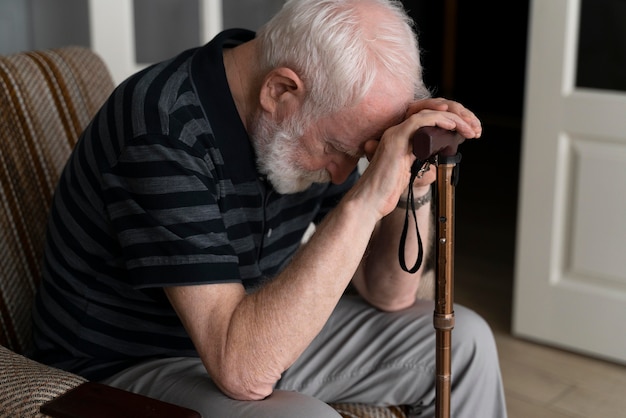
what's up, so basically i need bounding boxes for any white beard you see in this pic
[249,112,330,194]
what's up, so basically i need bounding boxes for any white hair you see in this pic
[256,0,430,120]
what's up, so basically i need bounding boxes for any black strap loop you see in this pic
[398,159,426,273]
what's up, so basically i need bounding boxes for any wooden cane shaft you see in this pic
[436,330,452,417]
[435,163,456,418]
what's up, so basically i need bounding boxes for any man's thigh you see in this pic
[278,294,507,418]
[101,357,341,418]
[277,294,438,407]
[102,295,504,417]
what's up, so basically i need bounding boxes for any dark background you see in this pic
[402,0,531,325]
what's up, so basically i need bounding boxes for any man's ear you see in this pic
[259,67,305,120]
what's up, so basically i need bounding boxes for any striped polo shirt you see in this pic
[31,29,357,380]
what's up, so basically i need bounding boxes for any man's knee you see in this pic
[452,305,501,375]
[454,305,497,345]
[447,306,508,416]
[161,385,341,418]
[250,390,342,418]
[201,389,341,418]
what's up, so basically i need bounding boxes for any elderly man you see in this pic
[31,0,507,416]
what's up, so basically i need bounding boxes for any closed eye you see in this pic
[325,140,363,159]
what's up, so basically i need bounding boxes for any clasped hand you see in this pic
[360,98,482,217]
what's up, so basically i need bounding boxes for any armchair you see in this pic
[0,46,407,418]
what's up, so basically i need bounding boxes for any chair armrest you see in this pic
[0,346,199,418]
[0,345,86,417]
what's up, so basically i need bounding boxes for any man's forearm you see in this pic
[352,185,434,311]
[208,195,381,399]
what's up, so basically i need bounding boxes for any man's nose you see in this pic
[327,156,360,184]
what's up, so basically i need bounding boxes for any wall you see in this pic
[0,0,89,55]
[0,0,284,60]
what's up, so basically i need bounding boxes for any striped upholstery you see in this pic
[0,345,87,418]
[330,403,409,418]
[0,46,114,354]
[0,46,407,418]
[0,46,114,416]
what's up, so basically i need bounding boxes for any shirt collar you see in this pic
[190,28,258,184]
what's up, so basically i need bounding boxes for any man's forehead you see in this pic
[328,96,408,143]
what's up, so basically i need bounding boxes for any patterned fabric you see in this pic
[330,403,409,418]
[0,46,114,354]
[0,345,86,418]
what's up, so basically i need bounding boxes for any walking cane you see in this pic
[402,126,466,418]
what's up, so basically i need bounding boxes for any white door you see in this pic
[513,0,626,364]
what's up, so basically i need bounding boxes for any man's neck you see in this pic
[223,40,260,131]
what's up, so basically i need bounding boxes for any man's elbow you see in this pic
[213,365,279,401]
[221,383,273,401]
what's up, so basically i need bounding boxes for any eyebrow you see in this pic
[327,138,364,159]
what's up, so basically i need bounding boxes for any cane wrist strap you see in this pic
[398,159,429,273]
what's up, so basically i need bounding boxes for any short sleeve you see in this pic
[103,134,241,288]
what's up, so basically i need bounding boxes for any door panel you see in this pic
[513,0,626,364]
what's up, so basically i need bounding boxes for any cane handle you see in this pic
[412,126,466,160]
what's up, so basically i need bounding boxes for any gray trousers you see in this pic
[101,295,507,417]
